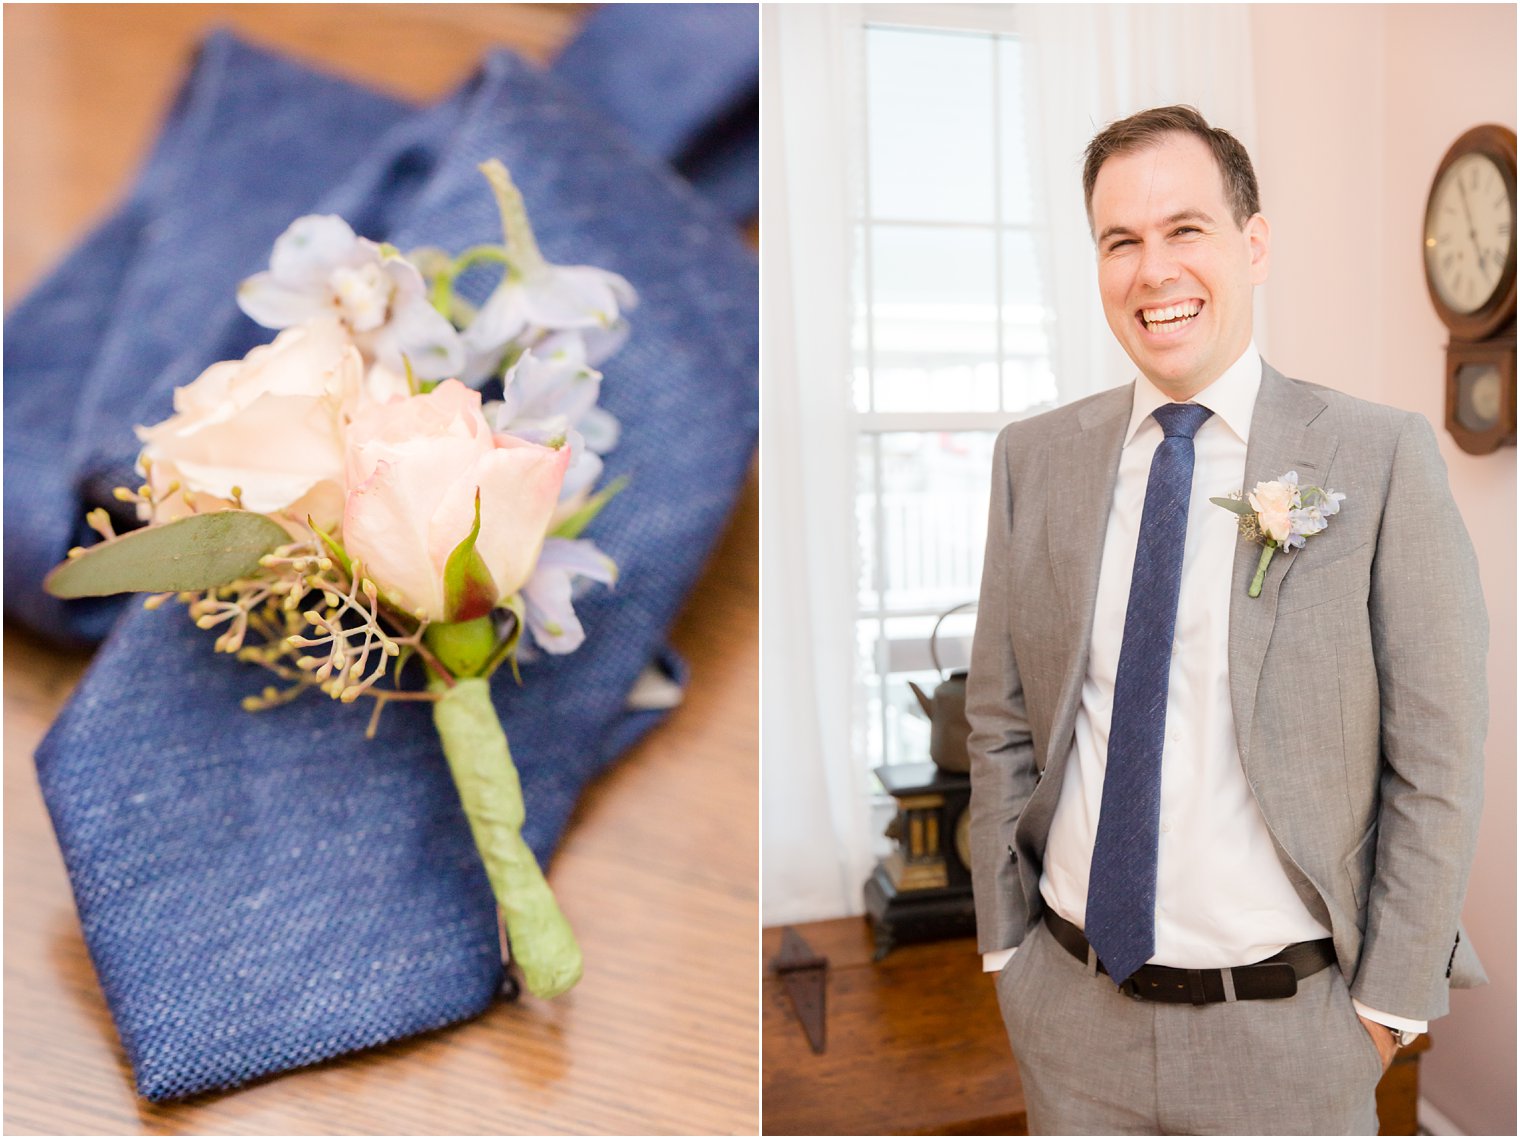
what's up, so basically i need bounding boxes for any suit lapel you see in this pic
[1042,386,1129,769]
[1228,363,1338,769]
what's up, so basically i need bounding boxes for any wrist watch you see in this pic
[1388,1025,1420,1047]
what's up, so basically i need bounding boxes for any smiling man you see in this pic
[1091,129,1268,402]
[967,106,1488,1134]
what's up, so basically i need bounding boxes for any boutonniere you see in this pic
[1211,471,1346,597]
[42,160,631,999]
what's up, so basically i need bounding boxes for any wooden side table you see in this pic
[763,918,1428,1136]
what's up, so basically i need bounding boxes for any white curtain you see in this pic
[760,4,877,925]
[1016,4,1264,400]
[760,4,1261,927]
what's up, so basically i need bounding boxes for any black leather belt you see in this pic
[1043,910,1336,1004]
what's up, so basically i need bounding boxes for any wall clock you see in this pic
[1423,123,1516,454]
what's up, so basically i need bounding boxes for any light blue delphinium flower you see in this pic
[238,215,465,380]
[485,344,621,502]
[497,345,603,436]
[527,332,622,451]
[521,537,618,654]
[1285,485,1347,548]
[459,161,637,384]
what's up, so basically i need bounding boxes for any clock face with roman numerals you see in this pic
[1425,151,1515,315]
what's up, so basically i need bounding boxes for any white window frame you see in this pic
[853,10,1053,780]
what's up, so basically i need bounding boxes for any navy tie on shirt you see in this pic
[1085,401,1214,985]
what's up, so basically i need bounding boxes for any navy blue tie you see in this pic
[1085,401,1213,984]
[8,31,757,1101]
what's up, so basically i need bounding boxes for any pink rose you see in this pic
[1247,476,1299,544]
[343,379,569,622]
[135,317,364,532]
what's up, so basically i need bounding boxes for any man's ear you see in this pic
[1246,213,1271,285]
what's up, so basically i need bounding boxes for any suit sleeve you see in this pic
[1354,413,1488,1020]
[966,425,1040,953]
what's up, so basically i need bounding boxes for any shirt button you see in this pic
[1161,819,1172,833]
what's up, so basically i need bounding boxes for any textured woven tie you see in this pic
[553,3,757,222]
[6,30,756,1101]
[1085,401,1213,984]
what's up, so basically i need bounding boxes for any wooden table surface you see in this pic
[3,6,758,1134]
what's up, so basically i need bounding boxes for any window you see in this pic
[853,22,1055,774]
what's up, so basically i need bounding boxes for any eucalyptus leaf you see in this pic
[1209,496,1254,517]
[44,511,289,598]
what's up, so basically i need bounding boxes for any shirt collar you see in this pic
[1124,341,1262,446]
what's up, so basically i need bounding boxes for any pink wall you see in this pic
[1252,6,1517,1134]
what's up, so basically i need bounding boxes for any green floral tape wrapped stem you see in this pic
[1249,544,1276,598]
[429,676,582,998]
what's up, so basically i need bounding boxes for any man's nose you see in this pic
[1137,239,1181,288]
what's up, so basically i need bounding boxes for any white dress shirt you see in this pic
[982,345,1424,1036]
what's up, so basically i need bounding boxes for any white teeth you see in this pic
[1143,298,1203,328]
[1142,300,1202,327]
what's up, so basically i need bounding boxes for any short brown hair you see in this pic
[1082,105,1261,229]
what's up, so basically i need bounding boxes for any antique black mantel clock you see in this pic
[1423,124,1517,454]
[864,761,976,958]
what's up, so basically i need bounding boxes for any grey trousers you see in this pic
[994,920,1384,1135]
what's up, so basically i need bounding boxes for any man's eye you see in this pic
[1108,239,1136,251]
[1174,226,1200,236]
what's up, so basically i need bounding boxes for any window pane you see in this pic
[856,619,885,769]
[852,222,871,411]
[1002,227,1044,309]
[871,431,995,613]
[866,26,995,223]
[885,662,932,768]
[1002,229,1057,412]
[1002,354,1058,415]
[855,435,879,610]
[998,37,1036,226]
[870,225,999,412]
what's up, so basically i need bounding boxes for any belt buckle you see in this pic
[1240,961,1298,999]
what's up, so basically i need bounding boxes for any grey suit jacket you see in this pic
[966,363,1488,1022]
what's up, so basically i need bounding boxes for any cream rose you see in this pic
[1247,476,1299,544]
[135,316,365,532]
[343,379,569,622]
